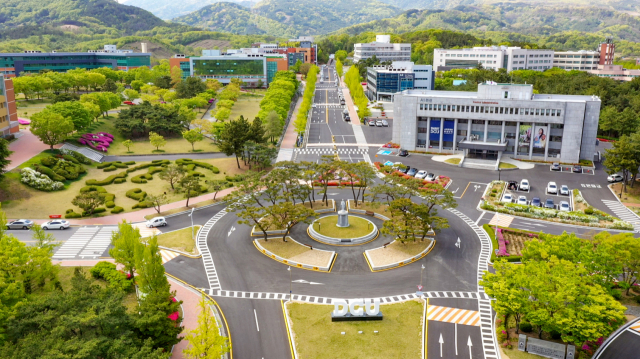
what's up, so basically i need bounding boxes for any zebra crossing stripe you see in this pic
[601,200,640,231]
[160,250,180,264]
[428,305,480,326]
[197,209,227,290]
[488,214,514,227]
[79,226,117,258]
[53,227,100,259]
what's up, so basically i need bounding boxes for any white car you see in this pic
[425,173,437,181]
[608,174,624,182]
[415,170,428,179]
[560,185,570,195]
[42,220,70,230]
[547,182,558,194]
[519,179,530,191]
[146,217,167,228]
[517,196,527,205]
[559,201,571,212]
[501,194,514,203]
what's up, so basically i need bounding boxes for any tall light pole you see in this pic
[420,264,425,289]
[189,207,195,241]
[288,266,292,302]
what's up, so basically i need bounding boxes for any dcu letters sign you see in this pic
[331,299,383,322]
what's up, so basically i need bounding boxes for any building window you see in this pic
[457,129,467,136]
[418,117,428,122]
[535,109,540,116]
[551,124,564,129]
[472,120,485,124]
[458,119,468,124]
[557,110,562,116]
[545,109,550,116]
[428,104,433,110]
[418,127,428,133]
[489,121,502,126]
[550,136,562,142]
[505,121,517,127]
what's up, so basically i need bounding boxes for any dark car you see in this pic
[544,198,555,209]
[407,168,419,176]
[531,197,541,207]
[398,150,409,157]
[551,163,561,171]
[572,165,582,173]
[507,181,519,191]
[400,166,411,174]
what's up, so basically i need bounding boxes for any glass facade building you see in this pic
[190,56,268,86]
[0,52,150,77]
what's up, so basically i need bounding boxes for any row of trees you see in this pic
[482,231,636,350]
[344,66,371,121]
[257,71,298,138]
[294,65,319,133]
[603,132,640,195]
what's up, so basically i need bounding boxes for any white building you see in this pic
[354,35,411,63]
[392,83,600,164]
[366,61,433,101]
[552,50,600,71]
[433,46,554,72]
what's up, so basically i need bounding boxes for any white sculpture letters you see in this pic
[333,298,380,317]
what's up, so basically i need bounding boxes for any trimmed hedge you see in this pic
[111,206,124,214]
[131,173,153,184]
[176,158,220,174]
[65,209,82,219]
[114,178,127,184]
[132,201,153,209]
[90,261,133,292]
[98,161,132,170]
[80,185,107,193]
[126,188,147,201]
[82,208,106,217]
[126,160,170,173]
[33,164,66,182]
[105,201,115,208]
[85,171,127,186]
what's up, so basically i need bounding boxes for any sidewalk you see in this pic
[169,277,204,359]
[7,128,61,170]
[275,91,304,163]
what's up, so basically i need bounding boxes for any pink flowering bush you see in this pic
[78,132,114,152]
[496,228,509,256]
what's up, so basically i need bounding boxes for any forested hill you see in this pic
[376,0,640,12]
[123,0,260,20]
[0,0,168,33]
[333,5,640,43]
[173,2,298,37]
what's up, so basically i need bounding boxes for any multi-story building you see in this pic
[598,38,615,66]
[366,62,433,101]
[189,53,287,87]
[0,45,150,77]
[392,83,600,163]
[552,50,600,71]
[588,64,640,81]
[433,46,554,72]
[0,75,19,138]
[169,54,191,80]
[353,35,411,63]
[230,42,317,65]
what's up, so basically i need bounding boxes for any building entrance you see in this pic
[467,149,499,160]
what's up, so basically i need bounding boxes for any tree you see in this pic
[131,80,145,92]
[135,235,169,297]
[124,89,140,101]
[72,191,104,216]
[103,78,118,93]
[267,202,316,242]
[603,134,640,195]
[336,59,344,78]
[30,110,74,149]
[205,79,222,92]
[110,220,143,279]
[123,139,134,153]
[248,116,267,143]
[147,193,169,214]
[335,50,348,62]
[0,138,12,178]
[217,116,250,169]
[182,129,204,151]
[299,63,312,76]
[214,107,231,122]
[31,223,58,251]
[171,67,183,88]
[176,77,206,99]
[46,101,92,131]
[264,110,282,143]
[180,176,202,207]
[149,132,166,151]
[183,295,230,359]
[207,180,227,201]
[159,164,186,190]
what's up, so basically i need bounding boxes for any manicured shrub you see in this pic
[132,201,153,209]
[492,189,497,193]
[519,322,533,333]
[60,149,91,164]
[62,154,80,164]
[490,193,496,198]
[90,261,132,292]
[65,210,82,219]
[114,178,127,184]
[124,161,136,165]
[126,188,147,201]
[33,164,66,182]
[126,160,170,173]
[40,156,59,167]
[105,201,115,208]
[101,193,115,202]
[21,168,64,191]
[610,289,622,300]
[90,261,116,279]
[85,171,127,186]
[131,173,153,184]
[188,171,204,177]
[176,158,220,174]
[82,207,106,216]
[80,185,107,193]
[103,165,117,172]
[584,207,594,215]
[111,206,124,214]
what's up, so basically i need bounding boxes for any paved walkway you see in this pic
[169,278,204,359]
[276,96,304,163]
[7,128,61,170]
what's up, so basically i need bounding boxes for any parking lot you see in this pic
[501,178,574,211]
[550,164,595,175]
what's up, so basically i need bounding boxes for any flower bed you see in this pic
[381,142,400,149]
[21,167,64,191]
[78,132,114,152]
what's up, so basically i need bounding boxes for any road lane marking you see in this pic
[427,305,480,326]
[254,309,260,331]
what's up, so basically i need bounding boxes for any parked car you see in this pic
[502,194,514,203]
[507,181,519,190]
[547,182,558,194]
[519,179,530,191]
[7,219,34,230]
[382,120,389,127]
[398,150,409,157]
[531,197,541,207]
[544,198,555,209]
[146,217,167,228]
[42,220,70,230]
[344,115,350,122]
[400,166,411,174]
[425,173,437,181]
[551,163,561,171]
[407,168,419,177]
[517,196,528,205]
[340,99,345,105]
[572,165,582,173]
[608,174,624,182]
[368,119,376,126]
[375,120,383,127]
[415,170,428,179]
[560,185,570,195]
[123,101,135,105]
[559,201,571,212]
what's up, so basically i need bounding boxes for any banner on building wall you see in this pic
[519,124,531,147]
[533,126,547,149]
[443,120,455,142]
[430,119,441,141]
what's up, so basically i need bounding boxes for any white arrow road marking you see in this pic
[227,226,235,237]
[439,333,444,357]
[455,323,458,355]
[455,237,461,248]
[309,282,324,285]
[467,336,473,359]
[474,185,481,191]
[452,187,459,194]
[254,309,259,331]
[292,279,309,283]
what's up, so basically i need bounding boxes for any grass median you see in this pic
[313,215,374,239]
[156,226,201,255]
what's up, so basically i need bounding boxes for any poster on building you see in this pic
[519,124,531,146]
[533,126,547,149]
[430,119,441,141]
[443,120,455,142]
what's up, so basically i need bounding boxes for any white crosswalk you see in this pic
[53,227,99,259]
[601,199,640,232]
[160,249,180,264]
[197,209,227,291]
[488,213,514,228]
[132,223,161,238]
[352,124,367,148]
[78,226,117,258]
[202,289,488,303]
[296,148,368,155]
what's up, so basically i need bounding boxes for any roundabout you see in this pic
[307,204,379,245]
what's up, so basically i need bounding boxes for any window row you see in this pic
[419,103,562,117]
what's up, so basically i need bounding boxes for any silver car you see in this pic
[425,173,437,181]
[42,220,70,230]
[415,170,428,179]
[381,120,389,127]
[560,185,570,196]
[7,219,34,230]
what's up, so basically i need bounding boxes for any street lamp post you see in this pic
[189,207,195,241]
[420,264,425,289]
[288,266,292,302]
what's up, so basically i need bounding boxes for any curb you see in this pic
[363,239,436,272]
[253,237,336,272]
[282,300,298,359]
[104,151,223,157]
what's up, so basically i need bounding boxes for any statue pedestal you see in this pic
[336,210,349,227]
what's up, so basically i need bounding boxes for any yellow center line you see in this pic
[459,181,472,199]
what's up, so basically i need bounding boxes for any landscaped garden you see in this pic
[366,239,434,269]
[483,224,538,263]
[156,226,201,255]
[482,180,633,230]
[0,150,244,219]
[257,237,334,268]
[312,215,374,239]
[286,300,423,359]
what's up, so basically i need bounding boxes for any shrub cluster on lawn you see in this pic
[90,261,133,292]
[60,149,92,164]
[98,160,136,172]
[35,156,86,181]
[175,158,220,174]
[86,171,128,186]
[20,167,64,191]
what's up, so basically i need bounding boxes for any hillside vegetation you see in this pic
[375,0,640,12]
[123,0,260,20]
[174,2,298,37]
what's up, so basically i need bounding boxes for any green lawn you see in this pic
[228,95,263,122]
[389,239,432,256]
[499,162,517,169]
[156,226,200,254]
[313,216,374,238]
[444,158,461,165]
[1,156,246,219]
[287,301,423,359]
[15,99,51,118]
[258,238,310,259]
